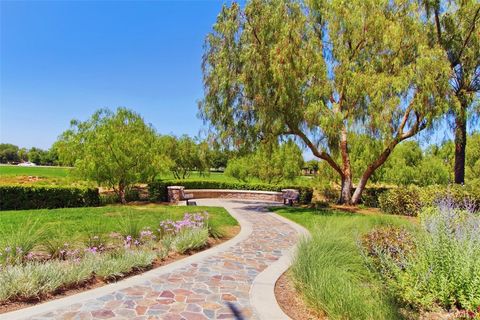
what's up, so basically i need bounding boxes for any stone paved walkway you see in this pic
[5,199,302,320]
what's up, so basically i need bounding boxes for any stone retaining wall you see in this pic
[185,189,283,202]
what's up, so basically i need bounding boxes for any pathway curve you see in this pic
[2,199,307,320]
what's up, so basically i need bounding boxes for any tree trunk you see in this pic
[338,125,353,204]
[338,174,353,204]
[351,172,370,204]
[454,105,467,184]
[118,183,127,204]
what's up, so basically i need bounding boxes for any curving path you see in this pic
[0,199,308,320]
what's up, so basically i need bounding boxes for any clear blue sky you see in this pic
[1,0,232,150]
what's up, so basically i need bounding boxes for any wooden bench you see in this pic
[282,189,299,206]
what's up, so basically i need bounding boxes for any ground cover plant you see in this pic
[363,200,480,316]
[0,205,238,304]
[273,206,412,319]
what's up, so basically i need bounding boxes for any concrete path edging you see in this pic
[0,199,308,320]
[250,211,310,320]
[0,201,254,320]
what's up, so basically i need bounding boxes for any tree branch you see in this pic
[289,125,343,177]
[456,6,480,65]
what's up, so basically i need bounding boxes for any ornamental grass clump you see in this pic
[0,210,220,305]
[0,220,47,266]
[172,228,209,254]
[365,198,480,313]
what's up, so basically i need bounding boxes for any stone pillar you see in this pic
[167,186,184,204]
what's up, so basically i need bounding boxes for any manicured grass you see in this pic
[0,204,238,244]
[272,206,414,320]
[0,165,72,178]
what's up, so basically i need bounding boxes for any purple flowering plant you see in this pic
[158,212,209,237]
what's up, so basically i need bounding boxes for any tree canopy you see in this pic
[225,140,304,183]
[422,0,480,184]
[200,0,452,203]
[56,108,169,203]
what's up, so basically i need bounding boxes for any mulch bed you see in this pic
[275,271,326,320]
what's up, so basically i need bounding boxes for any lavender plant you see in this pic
[369,198,480,312]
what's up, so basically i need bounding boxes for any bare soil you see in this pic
[275,271,326,320]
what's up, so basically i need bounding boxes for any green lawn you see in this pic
[0,204,238,244]
[0,165,313,187]
[272,206,414,320]
[0,165,72,178]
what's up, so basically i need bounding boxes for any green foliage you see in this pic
[0,144,58,165]
[0,220,48,265]
[362,226,416,271]
[0,144,20,163]
[56,108,169,203]
[0,185,99,210]
[172,228,209,254]
[148,179,313,204]
[366,205,480,312]
[158,135,211,180]
[200,0,451,204]
[378,186,423,216]
[466,132,480,183]
[379,184,480,216]
[88,250,156,281]
[0,260,90,302]
[0,249,156,302]
[224,157,252,182]
[225,140,303,183]
[28,147,59,166]
[275,207,409,319]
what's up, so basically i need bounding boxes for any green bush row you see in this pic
[0,185,100,210]
[315,185,390,207]
[379,184,480,216]
[148,180,313,204]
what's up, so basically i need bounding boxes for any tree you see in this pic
[0,144,20,163]
[224,157,252,182]
[225,140,303,183]
[200,0,451,204]
[465,132,480,183]
[159,135,211,179]
[305,160,319,174]
[28,147,48,165]
[423,0,480,184]
[56,108,169,204]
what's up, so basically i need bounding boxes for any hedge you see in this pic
[315,185,390,207]
[0,185,100,210]
[148,180,313,204]
[378,184,480,216]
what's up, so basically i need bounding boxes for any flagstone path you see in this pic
[1,199,307,320]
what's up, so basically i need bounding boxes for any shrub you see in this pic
[367,203,480,312]
[0,260,92,302]
[0,249,156,303]
[87,249,156,281]
[378,186,422,216]
[173,228,209,254]
[379,184,480,216]
[148,179,313,204]
[99,189,142,205]
[361,226,416,271]
[361,187,390,208]
[0,185,100,210]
